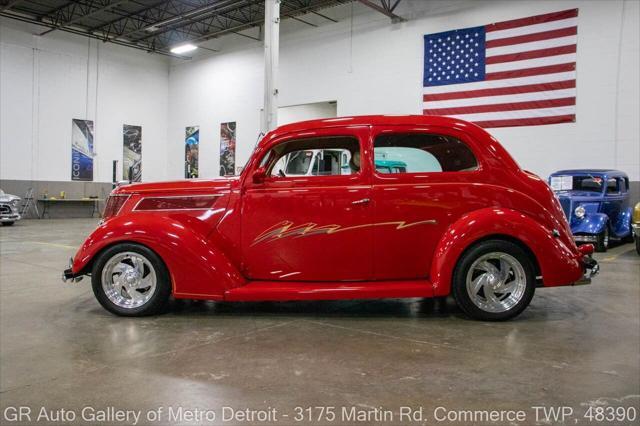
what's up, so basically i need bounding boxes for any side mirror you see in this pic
[252,167,267,184]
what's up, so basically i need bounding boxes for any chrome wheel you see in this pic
[101,252,157,309]
[465,252,527,314]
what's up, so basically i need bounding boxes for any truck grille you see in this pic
[0,204,11,215]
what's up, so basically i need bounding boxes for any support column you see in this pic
[262,0,280,133]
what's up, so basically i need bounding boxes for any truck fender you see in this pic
[571,213,608,236]
[430,208,582,296]
[72,214,245,299]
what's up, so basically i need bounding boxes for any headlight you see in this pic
[11,199,20,208]
[575,205,586,219]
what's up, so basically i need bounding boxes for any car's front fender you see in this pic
[72,214,245,299]
[430,208,583,297]
[571,213,608,235]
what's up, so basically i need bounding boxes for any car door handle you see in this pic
[352,198,371,205]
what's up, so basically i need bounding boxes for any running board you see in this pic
[224,280,434,302]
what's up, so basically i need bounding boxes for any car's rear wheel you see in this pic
[91,243,171,316]
[595,227,609,252]
[635,235,640,255]
[622,226,635,243]
[452,240,536,321]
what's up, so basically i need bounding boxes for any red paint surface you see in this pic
[71,115,589,301]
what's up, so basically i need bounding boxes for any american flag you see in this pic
[422,9,578,128]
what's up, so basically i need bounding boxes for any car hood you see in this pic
[0,194,20,203]
[555,191,602,202]
[114,177,238,195]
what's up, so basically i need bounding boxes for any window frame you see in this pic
[370,126,482,180]
[266,137,361,179]
[605,177,621,195]
[247,126,371,189]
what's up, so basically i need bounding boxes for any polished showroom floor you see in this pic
[1,219,639,425]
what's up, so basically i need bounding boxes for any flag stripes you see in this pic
[423,8,578,128]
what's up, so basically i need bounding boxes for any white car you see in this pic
[0,190,21,226]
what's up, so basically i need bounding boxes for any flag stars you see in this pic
[425,27,484,86]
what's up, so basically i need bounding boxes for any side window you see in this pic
[606,178,620,194]
[374,133,478,173]
[267,136,360,177]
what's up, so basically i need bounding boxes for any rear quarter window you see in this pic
[374,133,478,173]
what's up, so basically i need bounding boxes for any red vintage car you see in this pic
[63,115,598,320]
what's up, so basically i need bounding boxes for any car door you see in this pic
[370,125,482,280]
[241,126,373,281]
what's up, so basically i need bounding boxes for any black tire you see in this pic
[622,228,635,244]
[91,243,171,316]
[635,236,640,256]
[595,227,609,252]
[1,222,15,226]
[452,240,536,321]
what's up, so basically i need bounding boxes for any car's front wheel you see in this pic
[1,221,15,226]
[452,240,536,321]
[91,243,171,316]
[595,227,609,252]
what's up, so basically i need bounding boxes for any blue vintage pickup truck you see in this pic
[549,169,634,252]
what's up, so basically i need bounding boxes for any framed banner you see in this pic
[220,122,236,176]
[123,124,142,182]
[71,119,94,181]
[185,126,199,178]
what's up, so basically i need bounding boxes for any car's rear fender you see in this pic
[72,214,245,299]
[430,208,583,296]
[612,206,633,238]
[572,213,608,235]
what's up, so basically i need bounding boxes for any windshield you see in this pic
[550,175,604,193]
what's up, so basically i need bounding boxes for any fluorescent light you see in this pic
[170,44,198,54]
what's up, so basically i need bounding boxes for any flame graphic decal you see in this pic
[252,219,437,246]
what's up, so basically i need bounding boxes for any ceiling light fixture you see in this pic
[170,44,198,54]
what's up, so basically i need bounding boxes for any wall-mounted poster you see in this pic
[220,122,236,176]
[185,126,199,178]
[71,119,94,181]
[123,124,142,182]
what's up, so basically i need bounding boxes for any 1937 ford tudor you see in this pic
[63,115,598,320]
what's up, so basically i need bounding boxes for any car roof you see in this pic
[273,115,478,134]
[551,169,629,178]
[253,114,522,173]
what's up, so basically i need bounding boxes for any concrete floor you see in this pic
[1,219,639,426]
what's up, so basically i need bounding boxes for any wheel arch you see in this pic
[430,207,583,296]
[71,214,246,299]
[77,240,166,276]
[459,234,542,278]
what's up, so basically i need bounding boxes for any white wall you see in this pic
[278,101,337,126]
[1,0,638,184]
[0,18,169,183]
[167,0,640,181]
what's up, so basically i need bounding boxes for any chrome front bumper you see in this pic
[0,214,20,222]
[62,258,83,283]
[574,256,599,286]
[574,234,598,243]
